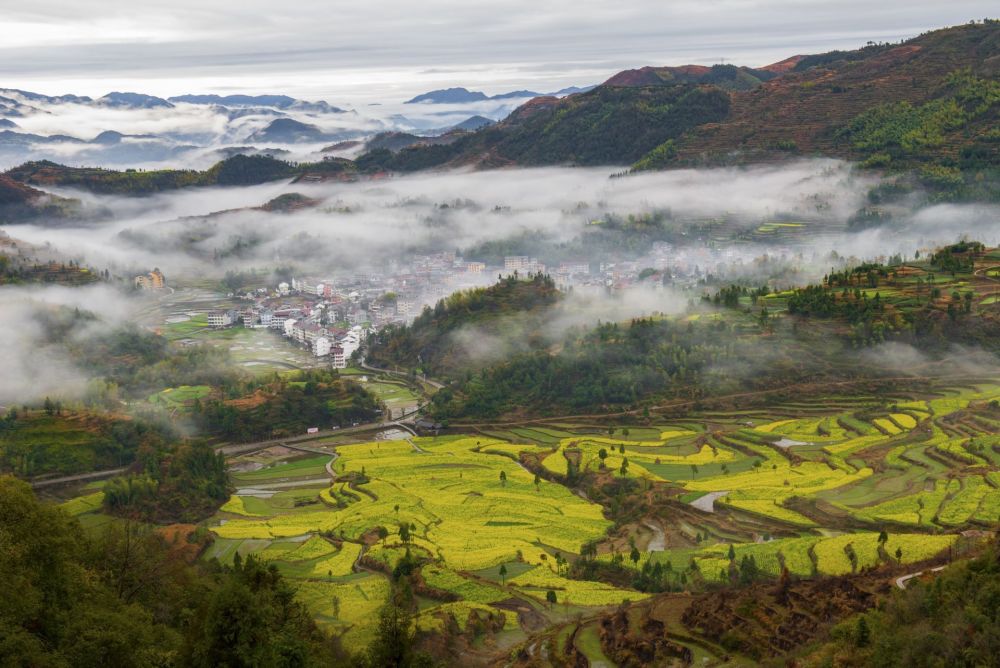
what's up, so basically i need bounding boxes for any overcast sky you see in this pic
[0,1,995,104]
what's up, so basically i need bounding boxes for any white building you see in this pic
[241,307,257,327]
[505,256,544,275]
[277,282,290,295]
[283,318,297,338]
[330,345,346,368]
[207,311,233,328]
[312,336,331,357]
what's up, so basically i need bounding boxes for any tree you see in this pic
[545,590,557,607]
[377,526,389,546]
[856,615,870,648]
[727,544,736,561]
[499,470,507,487]
[398,523,410,544]
[499,563,508,586]
[630,547,641,566]
[182,555,332,668]
[619,457,629,477]
[365,590,416,668]
[895,546,903,561]
[598,448,608,468]
[533,473,541,490]
[878,530,888,545]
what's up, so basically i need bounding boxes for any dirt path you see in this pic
[689,491,729,514]
[642,519,666,551]
[29,466,128,488]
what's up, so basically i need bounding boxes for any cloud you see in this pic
[0,283,137,405]
[0,1,993,105]
[10,158,1000,288]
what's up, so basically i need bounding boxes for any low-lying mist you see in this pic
[3,159,1000,407]
[11,159,1000,284]
[0,284,138,406]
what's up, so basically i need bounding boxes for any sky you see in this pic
[0,1,995,104]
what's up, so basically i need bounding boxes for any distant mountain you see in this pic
[406,85,593,104]
[0,89,92,105]
[248,118,329,143]
[170,94,344,114]
[491,89,542,100]
[90,130,160,145]
[0,130,84,145]
[0,119,19,128]
[406,87,490,104]
[449,115,494,132]
[98,92,174,109]
[552,85,596,96]
[171,93,298,107]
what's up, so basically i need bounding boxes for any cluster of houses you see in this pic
[206,302,367,366]
[134,268,166,290]
[202,246,758,362]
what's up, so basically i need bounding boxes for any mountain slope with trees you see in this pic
[354,21,999,199]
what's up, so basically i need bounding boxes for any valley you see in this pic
[3,12,1000,668]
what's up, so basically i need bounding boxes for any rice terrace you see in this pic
[58,368,1000,662]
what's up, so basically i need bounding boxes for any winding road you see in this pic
[895,565,946,590]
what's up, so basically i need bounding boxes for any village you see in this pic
[137,240,804,367]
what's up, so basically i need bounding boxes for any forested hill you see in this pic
[3,154,357,196]
[352,21,1000,198]
[0,173,81,222]
[429,241,1000,420]
[367,273,561,376]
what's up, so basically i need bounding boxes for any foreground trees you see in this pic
[0,476,343,667]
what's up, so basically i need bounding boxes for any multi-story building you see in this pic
[207,311,233,328]
[312,336,331,357]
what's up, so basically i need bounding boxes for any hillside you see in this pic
[356,84,730,171]
[604,63,779,91]
[352,21,1000,195]
[430,241,1000,420]
[647,23,1000,176]
[0,174,81,222]
[367,273,561,376]
[4,154,328,195]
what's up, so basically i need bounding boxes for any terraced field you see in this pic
[210,435,636,645]
[186,381,1000,648]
